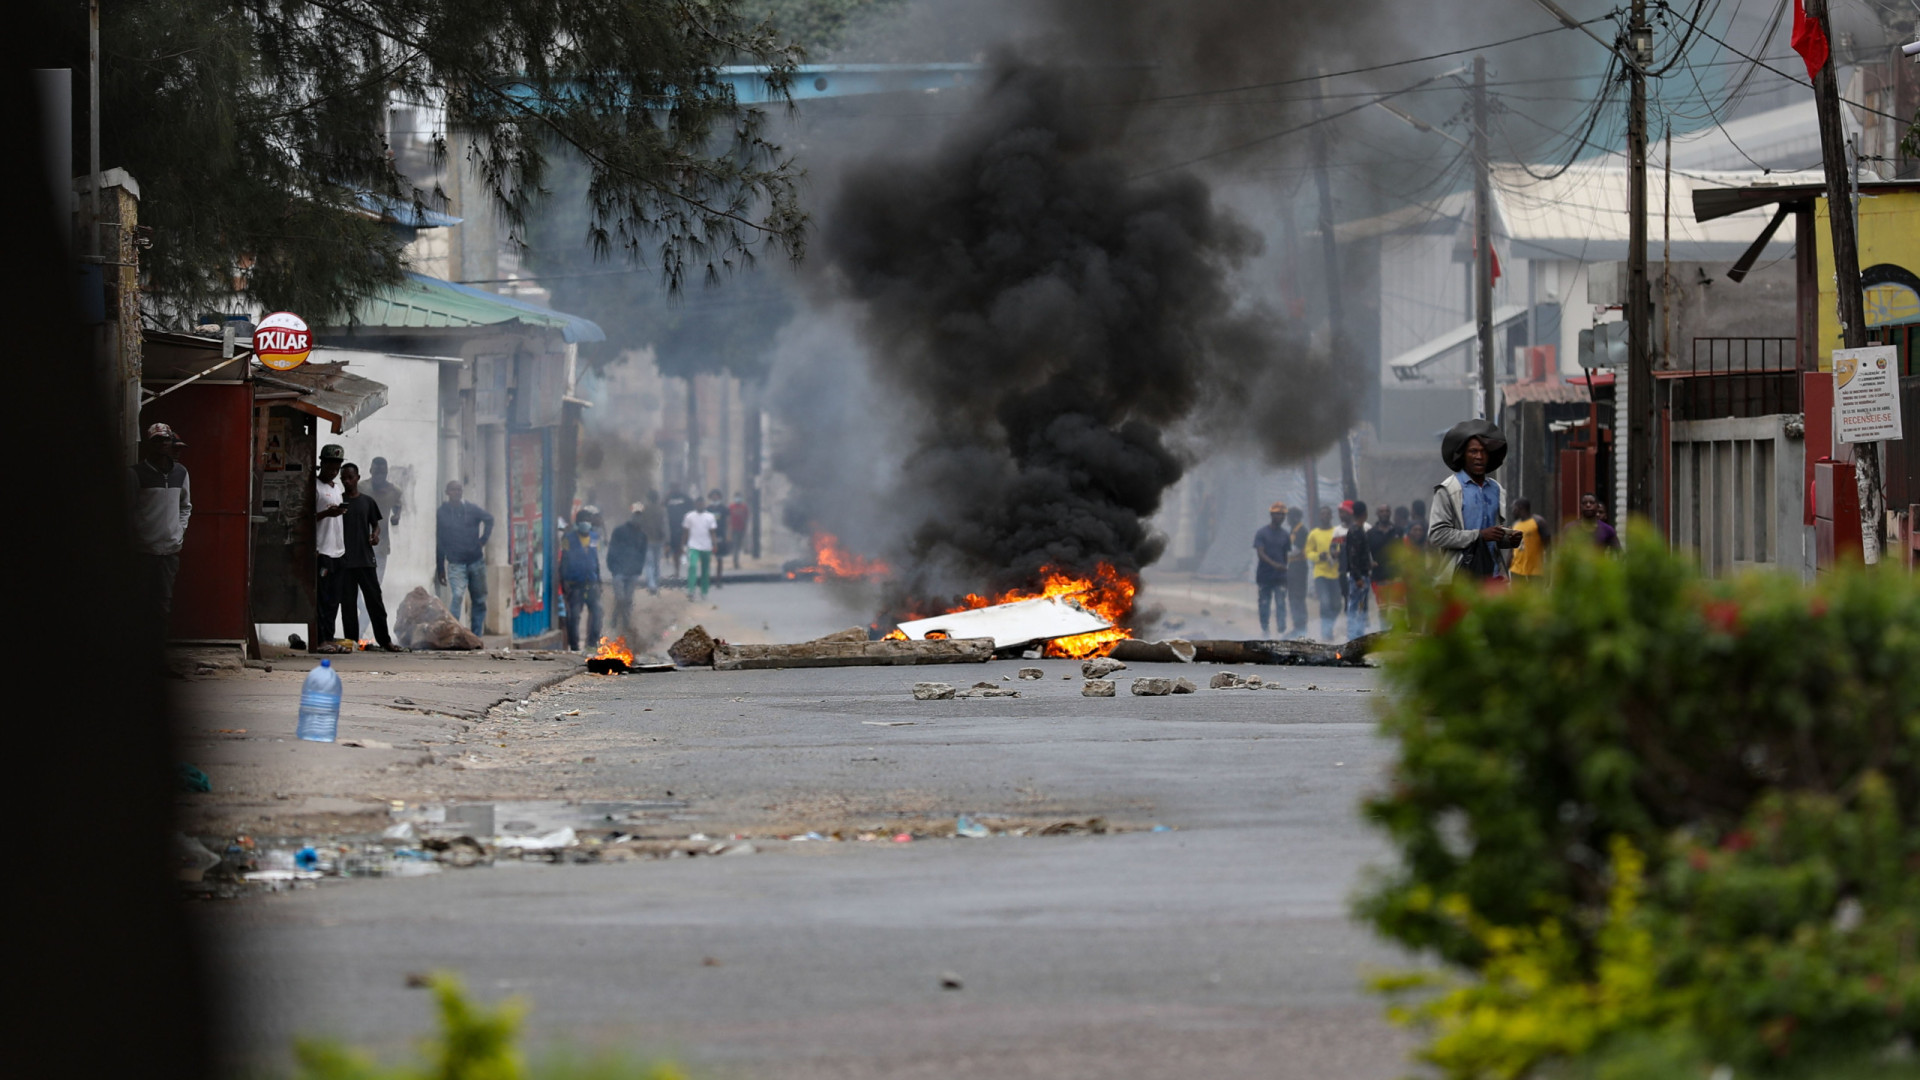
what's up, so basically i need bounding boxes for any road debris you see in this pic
[913,682,957,700]
[1082,678,1116,697]
[939,971,965,990]
[958,681,1021,699]
[668,625,717,667]
[863,720,916,727]
[1017,667,1045,680]
[713,635,995,671]
[1081,656,1128,678]
[1107,639,1196,664]
[1172,677,1198,694]
[955,814,990,839]
[393,587,484,650]
[1130,677,1174,696]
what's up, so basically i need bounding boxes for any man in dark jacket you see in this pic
[606,503,650,636]
[1342,499,1375,637]
[1285,506,1309,638]
[559,511,603,652]
[664,488,694,578]
[337,463,404,651]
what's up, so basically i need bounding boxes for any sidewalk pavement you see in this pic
[172,645,585,840]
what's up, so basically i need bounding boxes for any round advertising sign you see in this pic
[255,311,312,371]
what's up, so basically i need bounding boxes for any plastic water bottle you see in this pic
[296,659,342,743]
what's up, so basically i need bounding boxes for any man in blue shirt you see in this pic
[1427,420,1523,582]
[559,510,604,652]
[1252,501,1291,637]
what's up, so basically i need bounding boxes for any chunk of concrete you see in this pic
[1130,677,1174,696]
[913,682,956,700]
[1208,671,1246,690]
[1081,656,1128,678]
[1172,677,1198,694]
[1081,679,1116,697]
[669,625,717,667]
[1017,667,1045,680]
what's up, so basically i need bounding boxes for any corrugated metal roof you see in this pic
[253,362,389,434]
[1502,380,1595,404]
[351,273,606,343]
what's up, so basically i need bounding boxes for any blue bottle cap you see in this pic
[320,659,331,667]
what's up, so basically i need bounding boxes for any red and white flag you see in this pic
[1790,0,1830,79]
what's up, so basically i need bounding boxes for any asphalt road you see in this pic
[207,585,1417,1079]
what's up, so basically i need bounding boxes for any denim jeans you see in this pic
[1256,578,1285,637]
[445,559,487,634]
[611,574,641,635]
[643,547,660,593]
[562,579,603,651]
[1287,566,1309,636]
[1314,577,1343,641]
[1346,575,1372,638]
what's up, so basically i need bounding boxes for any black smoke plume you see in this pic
[820,59,1359,612]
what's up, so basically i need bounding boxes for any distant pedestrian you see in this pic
[365,457,403,581]
[1508,497,1550,583]
[665,487,694,577]
[1370,503,1405,618]
[1303,505,1342,640]
[1285,506,1309,637]
[638,490,667,594]
[1407,499,1429,549]
[683,499,718,601]
[337,463,403,651]
[1342,499,1375,637]
[728,492,750,569]
[434,480,494,635]
[129,422,192,626]
[1391,504,1411,538]
[607,502,650,635]
[1252,501,1292,638]
[1569,492,1621,550]
[559,511,603,651]
[313,443,350,651]
[705,489,729,587]
[1427,420,1522,582]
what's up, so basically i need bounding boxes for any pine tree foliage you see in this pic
[88,0,806,322]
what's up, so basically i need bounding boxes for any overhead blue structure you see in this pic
[717,63,983,104]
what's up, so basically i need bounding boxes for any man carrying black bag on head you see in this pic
[1427,419,1523,583]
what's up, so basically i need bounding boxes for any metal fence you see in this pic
[1661,338,1800,421]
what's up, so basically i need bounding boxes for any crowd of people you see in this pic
[545,487,752,651]
[1249,420,1621,642]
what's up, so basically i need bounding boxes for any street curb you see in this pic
[492,662,588,714]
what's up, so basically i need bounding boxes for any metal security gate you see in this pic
[1668,415,1807,577]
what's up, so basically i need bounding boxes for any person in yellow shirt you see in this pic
[1508,497,1550,583]
[1302,505,1342,640]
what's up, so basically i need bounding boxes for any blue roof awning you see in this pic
[352,273,606,344]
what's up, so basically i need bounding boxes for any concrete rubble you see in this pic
[1081,656,1128,678]
[1130,677,1174,696]
[913,682,957,700]
[716,635,995,671]
[1081,679,1116,697]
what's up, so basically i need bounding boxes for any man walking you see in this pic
[129,422,192,626]
[664,487,694,578]
[728,491,750,569]
[607,502,650,635]
[1371,503,1406,619]
[1569,492,1621,550]
[1508,497,1550,583]
[682,497,718,601]
[337,463,403,651]
[1303,505,1341,641]
[434,480,494,635]
[1252,501,1291,638]
[705,489,730,587]
[1427,419,1523,582]
[313,443,349,651]
[559,511,604,651]
[639,490,667,594]
[1285,506,1309,638]
[1342,499,1375,638]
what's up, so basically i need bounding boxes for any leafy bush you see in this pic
[293,974,684,1080]
[1361,532,1919,1077]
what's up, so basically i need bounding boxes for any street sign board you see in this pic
[1833,345,1903,444]
[255,311,312,371]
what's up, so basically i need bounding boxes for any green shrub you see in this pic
[292,973,684,1080]
[1362,532,1919,1076]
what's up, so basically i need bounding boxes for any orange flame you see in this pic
[789,532,891,580]
[592,636,634,664]
[914,562,1137,659]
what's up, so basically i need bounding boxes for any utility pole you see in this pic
[1805,0,1884,562]
[1624,0,1655,520]
[1309,76,1359,502]
[1471,56,1496,424]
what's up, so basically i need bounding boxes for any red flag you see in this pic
[1790,0,1830,80]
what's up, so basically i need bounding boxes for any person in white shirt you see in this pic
[313,443,350,652]
[682,501,718,601]
[129,423,192,624]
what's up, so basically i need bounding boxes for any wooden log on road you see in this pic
[711,636,996,671]
[1189,633,1385,666]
